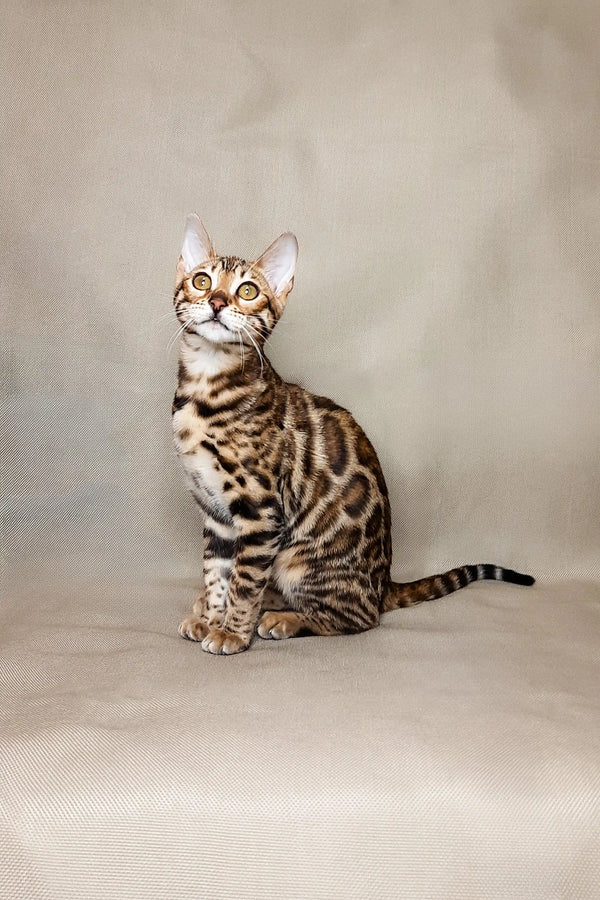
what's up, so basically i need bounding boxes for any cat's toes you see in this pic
[201,629,249,655]
[258,611,296,640]
[178,615,208,642]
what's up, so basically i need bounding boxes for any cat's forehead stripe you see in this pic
[221,255,248,273]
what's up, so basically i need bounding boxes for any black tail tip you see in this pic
[503,568,535,587]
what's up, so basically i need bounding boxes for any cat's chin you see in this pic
[194,320,234,345]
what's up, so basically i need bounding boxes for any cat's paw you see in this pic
[258,611,298,640]
[201,629,249,655]
[178,615,208,642]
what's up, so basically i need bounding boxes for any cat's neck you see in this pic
[178,331,269,388]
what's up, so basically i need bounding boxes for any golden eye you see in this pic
[192,272,212,291]
[237,282,259,301]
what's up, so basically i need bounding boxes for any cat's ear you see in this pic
[255,232,298,299]
[176,214,215,281]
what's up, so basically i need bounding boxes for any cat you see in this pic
[172,215,534,655]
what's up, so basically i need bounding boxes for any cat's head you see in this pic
[174,215,298,347]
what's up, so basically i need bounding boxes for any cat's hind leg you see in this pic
[257,602,378,640]
[260,583,290,612]
[257,610,338,639]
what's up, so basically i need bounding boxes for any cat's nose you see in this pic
[209,293,228,314]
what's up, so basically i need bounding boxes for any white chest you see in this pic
[172,403,232,523]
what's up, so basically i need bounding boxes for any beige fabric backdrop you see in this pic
[1,3,600,899]
[2,0,599,584]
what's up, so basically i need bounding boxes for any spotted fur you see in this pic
[173,218,535,655]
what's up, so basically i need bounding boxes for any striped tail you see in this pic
[382,564,535,611]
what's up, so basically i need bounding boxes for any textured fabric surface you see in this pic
[1,0,599,897]
[1,577,600,898]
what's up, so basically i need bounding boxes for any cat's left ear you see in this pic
[255,233,298,303]
[176,214,215,283]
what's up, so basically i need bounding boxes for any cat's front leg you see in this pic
[179,519,235,642]
[178,589,209,642]
[201,513,279,655]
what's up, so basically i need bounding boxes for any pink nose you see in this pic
[209,294,227,313]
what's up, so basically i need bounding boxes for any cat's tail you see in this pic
[382,564,535,611]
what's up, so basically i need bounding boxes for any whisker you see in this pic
[241,319,268,343]
[243,318,277,349]
[242,319,264,336]
[239,323,264,376]
[154,316,184,332]
[152,304,195,332]
[154,310,179,323]
[237,318,267,344]
[166,318,191,353]
[237,329,245,373]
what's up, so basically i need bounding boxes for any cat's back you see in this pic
[281,380,390,512]
[284,384,387,482]
[276,379,392,602]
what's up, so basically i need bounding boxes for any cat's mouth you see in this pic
[203,317,230,331]
[191,316,232,340]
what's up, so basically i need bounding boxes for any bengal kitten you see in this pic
[172,216,534,655]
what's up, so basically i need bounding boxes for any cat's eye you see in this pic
[237,282,259,301]
[192,272,212,291]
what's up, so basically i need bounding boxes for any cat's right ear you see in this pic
[176,214,215,282]
[255,232,298,307]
